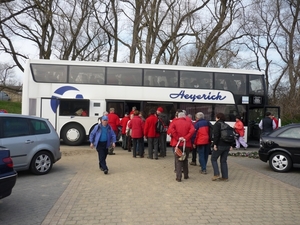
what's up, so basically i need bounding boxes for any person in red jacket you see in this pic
[128,110,145,158]
[271,114,279,129]
[192,112,211,174]
[144,108,160,159]
[168,112,195,182]
[107,108,120,155]
[233,115,248,150]
[120,113,130,150]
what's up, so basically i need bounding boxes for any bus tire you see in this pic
[61,123,85,146]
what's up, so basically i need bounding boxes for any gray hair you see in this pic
[178,112,186,118]
[182,109,187,115]
[195,112,205,120]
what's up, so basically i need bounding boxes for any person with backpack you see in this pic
[192,112,211,174]
[156,107,169,157]
[89,116,117,175]
[211,113,235,181]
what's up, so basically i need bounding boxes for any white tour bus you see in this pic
[22,59,280,146]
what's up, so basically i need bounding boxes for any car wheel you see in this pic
[269,152,292,173]
[61,123,85,146]
[30,151,53,175]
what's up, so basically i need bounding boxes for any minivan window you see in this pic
[2,118,30,138]
[30,119,50,134]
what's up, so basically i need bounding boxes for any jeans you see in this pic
[211,145,230,179]
[197,144,210,171]
[132,137,144,157]
[96,141,108,171]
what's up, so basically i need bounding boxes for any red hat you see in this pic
[157,107,164,113]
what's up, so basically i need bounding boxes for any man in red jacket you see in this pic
[144,108,160,159]
[168,112,195,182]
[107,108,120,155]
[120,113,130,150]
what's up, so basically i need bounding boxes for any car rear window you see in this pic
[30,119,50,134]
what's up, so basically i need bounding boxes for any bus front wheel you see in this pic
[61,123,86,146]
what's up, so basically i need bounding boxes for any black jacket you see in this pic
[213,120,235,147]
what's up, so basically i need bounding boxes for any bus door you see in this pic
[247,106,280,146]
[41,97,58,130]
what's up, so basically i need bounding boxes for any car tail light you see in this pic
[3,157,14,168]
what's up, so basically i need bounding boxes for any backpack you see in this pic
[220,122,235,143]
[156,118,167,133]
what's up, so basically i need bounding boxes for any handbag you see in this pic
[174,140,186,161]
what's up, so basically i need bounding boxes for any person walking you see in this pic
[144,108,160,159]
[233,115,248,150]
[128,110,145,158]
[107,108,120,155]
[126,114,134,152]
[89,116,116,175]
[168,112,195,182]
[120,113,130,150]
[211,113,235,181]
[157,107,169,157]
[259,112,276,136]
[193,112,211,174]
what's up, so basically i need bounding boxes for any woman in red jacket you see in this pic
[168,112,195,182]
[144,108,160,159]
[128,110,145,158]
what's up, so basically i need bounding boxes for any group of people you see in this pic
[89,106,278,181]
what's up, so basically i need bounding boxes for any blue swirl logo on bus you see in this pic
[169,90,226,102]
[51,86,84,113]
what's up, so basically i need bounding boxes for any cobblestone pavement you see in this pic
[38,146,300,225]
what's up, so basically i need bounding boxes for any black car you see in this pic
[259,123,300,172]
[0,146,17,199]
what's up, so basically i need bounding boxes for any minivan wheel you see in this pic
[30,151,53,175]
[269,152,292,173]
[61,123,85,146]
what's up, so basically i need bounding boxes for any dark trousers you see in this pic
[96,141,108,171]
[147,137,159,159]
[121,134,128,149]
[159,132,167,156]
[175,148,190,180]
[191,146,197,162]
[108,130,118,154]
[211,145,230,179]
[127,136,132,151]
[132,137,144,157]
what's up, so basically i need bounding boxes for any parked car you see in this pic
[0,114,61,175]
[0,91,10,101]
[0,146,17,199]
[259,123,300,172]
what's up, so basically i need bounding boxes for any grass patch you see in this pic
[0,101,21,114]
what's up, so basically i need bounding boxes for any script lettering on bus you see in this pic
[169,90,226,102]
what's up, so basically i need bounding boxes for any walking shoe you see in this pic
[189,161,197,166]
[104,170,108,174]
[244,147,247,150]
[176,178,181,182]
[200,170,207,174]
[184,176,189,179]
[100,167,104,171]
[219,178,228,182]
[108,152,116,155]
[212,175,220,181]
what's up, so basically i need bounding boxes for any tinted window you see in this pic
[215,73,246,95]
[278,127,300,139]
[107,68,142,86]
[69,66,105,84]
[2,117,30,138]
[31,64,68,83]
[180,71,212,89]
[144,69,178,87]
[249,75,264,95]
[30,119,50,134]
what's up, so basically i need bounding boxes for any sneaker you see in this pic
[99,167,104,171]
[219,178,228,182]
[108,153,116,155]
[189,162,197,166]
[201,170,207,174]
[104,170,108,174]
[244,147,247,150]
[212,175,220,181]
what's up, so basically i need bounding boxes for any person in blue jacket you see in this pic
[89,116,116,174]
